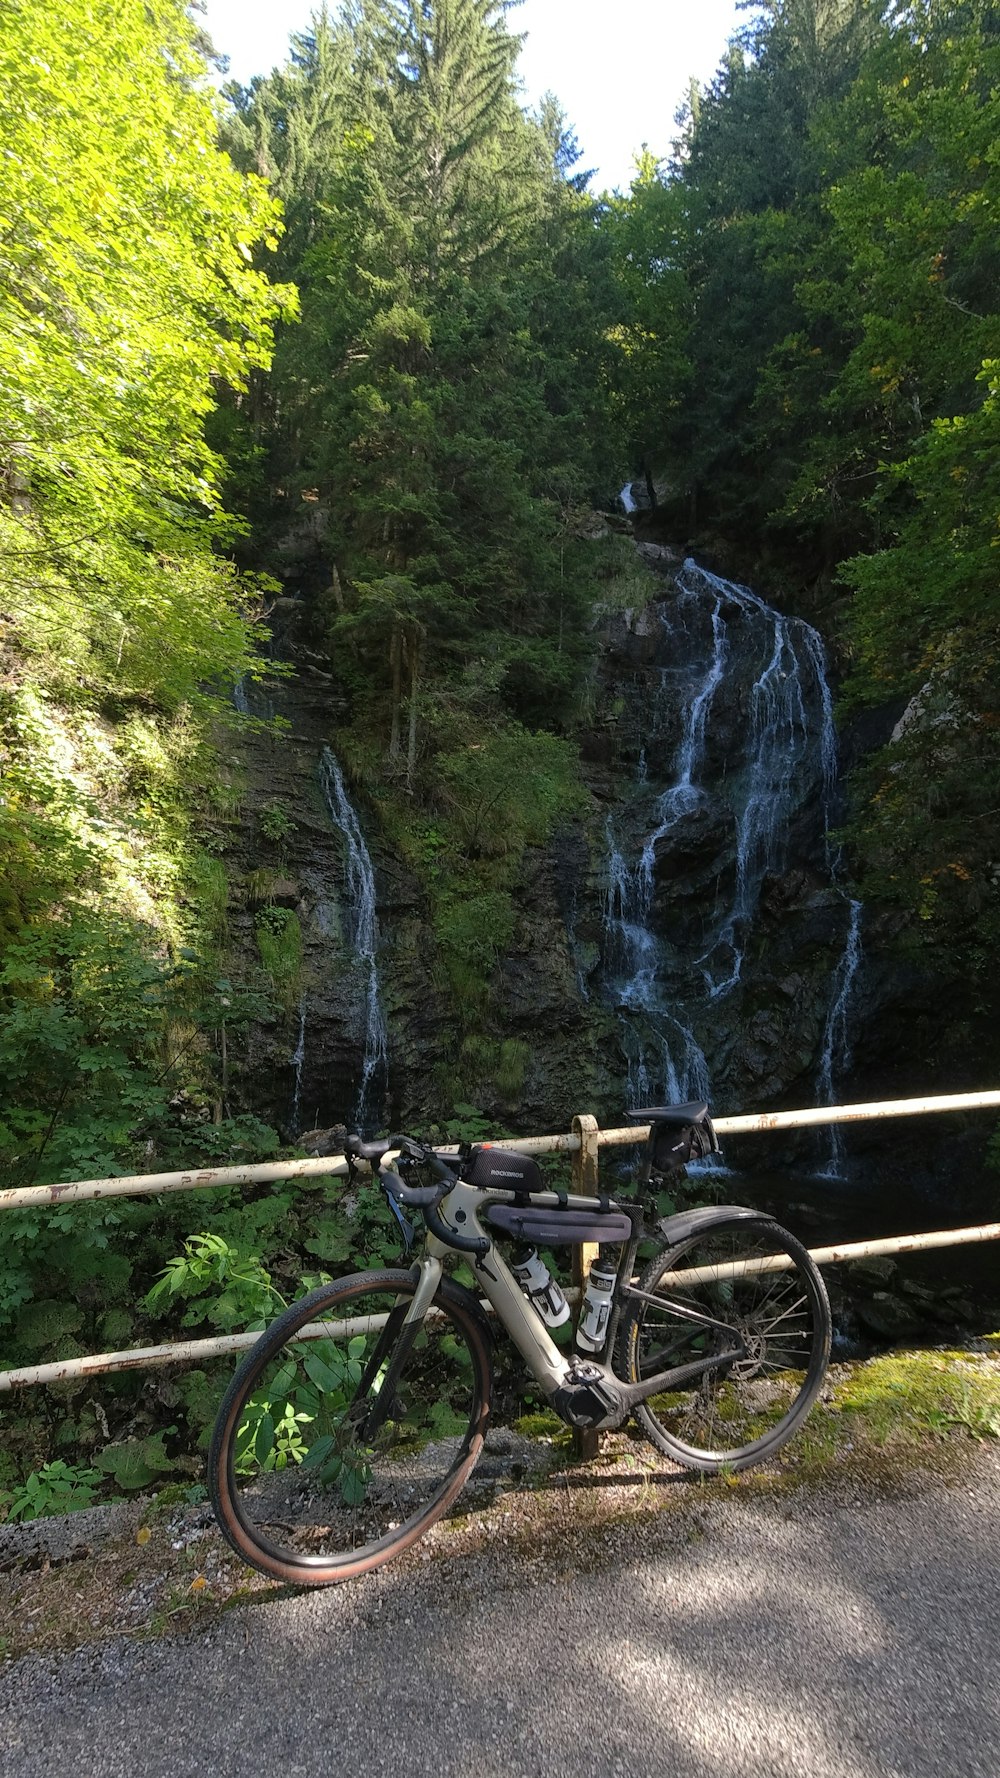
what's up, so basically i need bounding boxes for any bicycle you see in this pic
[209,1103,831,1586]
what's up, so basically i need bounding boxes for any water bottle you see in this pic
[511,1247,570,1329]
[576,1258,617,1353]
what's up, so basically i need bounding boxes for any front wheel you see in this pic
[209,1268,492,1586]
[618,1215,831,1473]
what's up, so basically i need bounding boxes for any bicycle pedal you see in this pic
[552,1364,625,1430]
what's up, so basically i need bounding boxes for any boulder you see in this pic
[854,1290,924,1340]
[295,1126,350,1158]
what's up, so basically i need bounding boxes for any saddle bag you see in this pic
[650,1117,720,1176]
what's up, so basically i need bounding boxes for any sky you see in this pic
[201,0,753,192]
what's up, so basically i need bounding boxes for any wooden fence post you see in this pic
[571,1113,601,1461]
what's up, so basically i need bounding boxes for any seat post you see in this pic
[571,1114,601,1461]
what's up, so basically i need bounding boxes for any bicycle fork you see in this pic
[347,1258,445,1442]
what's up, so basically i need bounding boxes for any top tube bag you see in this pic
[484,1203,633,1245]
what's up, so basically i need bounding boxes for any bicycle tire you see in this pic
[618,1214,830,1473]
[209,1267,492,1585]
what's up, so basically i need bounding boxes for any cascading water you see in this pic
[602,579,729,1103]
[601,557,842,1113]
[689,566,838,999]
[289,994,308,1135]
[817,898,864,1176]
[318,746,388,1130]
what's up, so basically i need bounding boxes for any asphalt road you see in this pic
[2,1453,998,1778]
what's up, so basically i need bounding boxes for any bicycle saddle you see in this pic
[344,1134,394,1165]
[626,1103,709,1126]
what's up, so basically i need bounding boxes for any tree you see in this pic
[233,1,621,782]
[220,7,354,269]
[0,0,293,1184]
[0,0,294,709]
[604,152,691,507]
[611,0,883,551]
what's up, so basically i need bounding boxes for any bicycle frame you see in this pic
[412,1174,747,1428]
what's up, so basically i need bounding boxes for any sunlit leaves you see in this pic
[0,0,295,708]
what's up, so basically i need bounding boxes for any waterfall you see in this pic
[600,558,842,1113]
[817,898,864,1177]
[232,676,275,722]
[682,564,838,999]
[602,579,730,1104]
[289,995,308,1135]
[318,746,388,1130]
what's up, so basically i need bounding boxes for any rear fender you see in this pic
[656,1203,763,1247]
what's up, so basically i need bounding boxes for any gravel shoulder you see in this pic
[1,1445,999,1777]
[1,1349,999,1778]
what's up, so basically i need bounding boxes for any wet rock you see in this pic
[854,1291,924,1340]
[634,541,683,569]
[848,1256,899,1287]
[295,1126,349,1158]
[647,797,735,887]
[496,951,582,1030]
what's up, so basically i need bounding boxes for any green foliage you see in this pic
[0,0,294,713]
[455,1034,531,1102]
[1,1460,103,1522]
[438,1102,507,1144]
[258,801,296,848]
[436,726,584,859]
[219,0,622,768]
[0,910,173,1186]
[94,1431,176,1492]
[0,0,296,1193]
[184,854,230,946]
[306,1182,402,1271]
[436,891,515,977]
[254,907,304,1010]
[145,1232,282,1333]
[604,150,691,483]
[13,1301,84,1354]
[234,1336,371,1504]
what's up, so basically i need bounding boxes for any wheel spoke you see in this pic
[210,1271,491,1584]
[621,1217,830,1473]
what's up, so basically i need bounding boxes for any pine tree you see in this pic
[234,1,620,785]
[221,7,353,269]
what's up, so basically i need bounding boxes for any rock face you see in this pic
[220,548,989,1216]
[220,554,858,1138]
[213,619,459,1137]
[590,556,858,1133]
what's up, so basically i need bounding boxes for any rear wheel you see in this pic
[619,1215,830,1472]
[209,1268,492,1585]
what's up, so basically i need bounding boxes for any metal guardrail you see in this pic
[5,1090,1000,1214]
[2,1090,999,1394]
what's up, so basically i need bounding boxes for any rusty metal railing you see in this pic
[2,1089,999,1393]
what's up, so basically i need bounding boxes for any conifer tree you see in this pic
[229,1,620,785]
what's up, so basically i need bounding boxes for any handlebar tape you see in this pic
[424,1201,490,1257]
